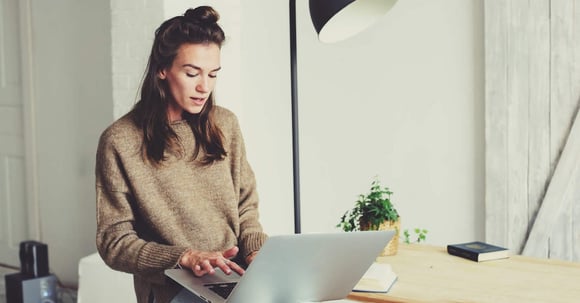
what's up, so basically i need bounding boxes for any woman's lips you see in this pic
[190,97,206,106]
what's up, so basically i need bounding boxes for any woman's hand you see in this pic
[179,246,245,277]
[245,251,258,265]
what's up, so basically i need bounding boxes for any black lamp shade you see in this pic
[309,0,398,43]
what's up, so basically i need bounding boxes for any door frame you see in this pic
[18,0,40,240]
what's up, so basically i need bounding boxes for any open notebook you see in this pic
[353,262,397,293]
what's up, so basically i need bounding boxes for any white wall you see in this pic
[239,2,295,235]
[239,0,485,244]
[29,0,112,285]
[111,1,163,118]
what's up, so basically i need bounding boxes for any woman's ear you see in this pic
[158,69,167,80]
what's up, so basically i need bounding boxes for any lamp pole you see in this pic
[289,0,301,234]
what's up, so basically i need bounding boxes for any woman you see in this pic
[95,6,268,303]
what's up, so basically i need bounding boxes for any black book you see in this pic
[447,241,509,262]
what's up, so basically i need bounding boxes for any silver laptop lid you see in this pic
[227,230,394,303]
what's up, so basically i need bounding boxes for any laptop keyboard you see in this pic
[204,282,237,299]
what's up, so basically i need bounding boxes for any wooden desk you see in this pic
[347,244,580,303]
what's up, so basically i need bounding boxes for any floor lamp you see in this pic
[289,0,398,233]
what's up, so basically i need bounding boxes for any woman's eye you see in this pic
[209,74,218,78]
[186,73,198,78]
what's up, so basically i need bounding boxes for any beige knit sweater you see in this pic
[95,106,268,303]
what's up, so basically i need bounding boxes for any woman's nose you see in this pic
[196,77,209,93]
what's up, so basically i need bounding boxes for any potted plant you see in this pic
[337,177,401,256]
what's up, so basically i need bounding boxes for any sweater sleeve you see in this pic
[95,128,189,280]
[227,112,268,258]
[238,154,268,257]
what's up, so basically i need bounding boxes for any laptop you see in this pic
[165,230,395,303]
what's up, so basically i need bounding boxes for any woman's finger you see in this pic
[192,265,206,277]
[201,260,215,274]
[222,246,239,259]
[215,258,232,275]
[193,259,213,276]
[227,260,245,275]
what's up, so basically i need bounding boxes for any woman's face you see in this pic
[159,43,221,121]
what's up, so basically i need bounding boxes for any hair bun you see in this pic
[184,6,219,25]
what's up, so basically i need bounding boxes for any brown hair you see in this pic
[131,6,226,165]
